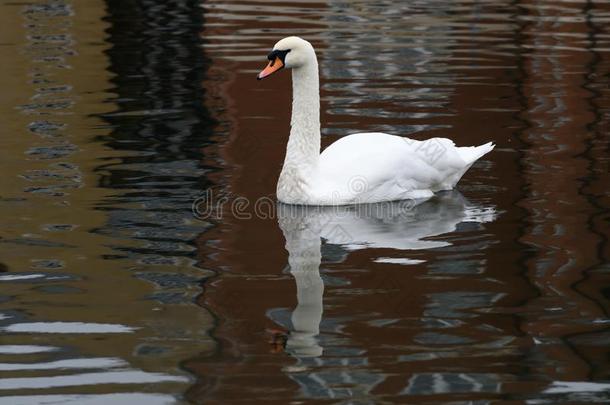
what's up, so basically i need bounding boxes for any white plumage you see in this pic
[259,36,494,205]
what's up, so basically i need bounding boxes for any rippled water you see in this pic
[1,0,609,404]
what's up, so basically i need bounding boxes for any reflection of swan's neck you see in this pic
[277,60,321,202]
[287,264,324,357]
[280,211,324,357]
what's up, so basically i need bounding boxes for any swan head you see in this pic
[257,36,315,80]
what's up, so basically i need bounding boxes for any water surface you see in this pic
[1,0,609,404]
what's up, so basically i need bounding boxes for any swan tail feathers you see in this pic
[439,142,494,190]
[457,142,495,165]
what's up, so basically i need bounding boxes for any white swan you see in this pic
[258,36,495,205]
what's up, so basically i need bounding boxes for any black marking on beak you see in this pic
[267,49,291,64]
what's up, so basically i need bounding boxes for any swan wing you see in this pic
[317,132,493,203]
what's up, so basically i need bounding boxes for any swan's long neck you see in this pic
[277,58,321,203]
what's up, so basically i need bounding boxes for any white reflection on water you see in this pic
[0,274,48,282]
[0,393,177,405]
[401,372,501,395]
[0,357,126,371]
[2,322,137,334]
[374,257,425,265]
[543,381,610,394]
[277,191,497,357]
[0,345,59,354]
[0,370,188,390]
[273,191,497,396]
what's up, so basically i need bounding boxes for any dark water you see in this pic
[1,0,609,404]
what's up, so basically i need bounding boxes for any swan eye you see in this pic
[267,49,291,63]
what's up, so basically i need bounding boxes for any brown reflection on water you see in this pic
[515,0,610,384]
[0,0,214,401]
[187,0,610,403]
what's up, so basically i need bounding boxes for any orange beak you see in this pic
[257,57,284,80]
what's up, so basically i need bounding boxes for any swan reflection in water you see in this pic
[272,191,497,358]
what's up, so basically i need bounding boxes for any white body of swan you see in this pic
[257,36,494,205]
